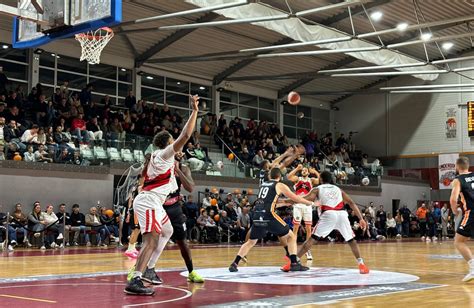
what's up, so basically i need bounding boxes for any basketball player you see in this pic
[124,175,143,259]
[259,146,303,185]
[229,167,316,272]
[287,164,319,260]
[159,151,204,283]
[450,156,474,282]
[124,95,199,296]
[283,171,369,274]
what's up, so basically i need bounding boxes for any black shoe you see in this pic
[289,263,309,272]
[229,263,238,272]
[141,268,163,285]
[124,277,155,296]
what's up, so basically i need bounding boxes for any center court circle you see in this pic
[181,267,419,286]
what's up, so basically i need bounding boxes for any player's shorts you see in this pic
[133,191,169,235]
[312,210,354,242]
[457,210,474,237]
[164,201,186,241]
[249,216,290,240]
[129,209,140,230]
[293,203,313,225]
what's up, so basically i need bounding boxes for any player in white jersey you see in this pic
[295,171,370,274]
[287,164,319,260]
[125,95,200,296]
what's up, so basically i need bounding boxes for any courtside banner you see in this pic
[438,153,459,189]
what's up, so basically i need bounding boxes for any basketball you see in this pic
[288,91,301,105]
[210,198,218,206]
[13,152,22,161]
[228,153,235,160]
[216,161,224,169]
[361,177,370,186]
[203,124,210,135]
[105,209,114,217]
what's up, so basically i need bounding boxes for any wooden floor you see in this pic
[1,240,474,307]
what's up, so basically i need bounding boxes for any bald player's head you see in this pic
[270,167,282,181]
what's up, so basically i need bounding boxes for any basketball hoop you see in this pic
[75,27,114,65]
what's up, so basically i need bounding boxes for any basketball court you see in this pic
[1,0,474,307]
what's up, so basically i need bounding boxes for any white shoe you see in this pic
[396,234,402,239]
[59,243,64,249]
[306,250,313,260]
[25,241,32,248]
[7,245,14,252]
[11,240,17,247]
[40,246,46,250]
[57,233,64,240]
[51,242,57,249]
[463,272,474,282]
[433,236,438,241]
[426,238,431,242]
[34,232,41,238]
[421,236,425,241]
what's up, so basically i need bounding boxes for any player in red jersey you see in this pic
[287,164,319,260]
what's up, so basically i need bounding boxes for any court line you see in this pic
[0,294,57,303]
[122,286,192,307]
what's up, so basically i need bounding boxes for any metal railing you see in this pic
[214,134,246,169]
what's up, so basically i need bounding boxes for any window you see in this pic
[191,83,211,99]
[221,102,238,117]
[0,48,27,62]
[89,63,116,80]
[166,92,190,109]
[57,71,87,90]
[0,60,28,81]
[238,93,258,107]
[57,55,87,74]
[166,77,189,93]
[141,87,165,102]
[284,104,313,139]
[219,90,277,123]
[220,90,238,103]
[142,74,164,89]
[39,68,55,85]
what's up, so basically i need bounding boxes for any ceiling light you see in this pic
[56,56,60,59]
[420,33,432,41]
[370,11,383,22]
[51,53,56,57]
[146,76,154,80]
[199,86,205,90]
[120,68,126,72]
[2,44,8,49]
[442,42,454,50]
[396,22,408,31]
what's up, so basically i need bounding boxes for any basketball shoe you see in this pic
[188,270,205,283]
[124,277,155,296]
[359,263,370,274]
[142,268,163,285]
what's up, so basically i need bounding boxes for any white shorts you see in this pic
[293,204,313,226]
[313,210,354,241]
[133,191,170,235]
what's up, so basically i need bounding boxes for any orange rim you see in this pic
[76,27,113,40]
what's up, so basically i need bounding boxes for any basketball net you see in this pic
[75,27,114,64]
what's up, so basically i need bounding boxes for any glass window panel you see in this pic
[166,93,190,109]
[5,80,27,95]
[166,77,189,93]
[284,126,296,139]
[39,53,55,67]
[118,68,132,82]
[259,110,276,123]
[39,68,55,85]
[0,47,27,62]
[220,90,238,103]
[141,87,165,102]
[57,71,87,91]
[141,75,164,89]
[220,102,238,117]
[259,97,275,110]
[57,55,87,74]
[93,93,116,105]
[238,93,258,107]
[297,105,311,115]
[298,117,312,129]
[89,63,116,79]
[283,114,296,126]
[0,61,27,81]
[89,77,116,96]
[118,98,125,106]
[118,83,131,98]
[239,106,258,120]
[284,104,296,114]
[191,83,211,98]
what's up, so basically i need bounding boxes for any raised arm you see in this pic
[287,164,302,183]
[450,179,461,214]
[342,190,367,230]
[176,163,194,192]
[172,95,200,152]
[276,183,314,206]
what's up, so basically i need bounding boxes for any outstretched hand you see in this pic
[359,219,368,231]
[190,94,199,111]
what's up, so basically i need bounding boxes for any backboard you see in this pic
[11,0,122,48]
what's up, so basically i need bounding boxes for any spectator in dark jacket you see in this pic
[69,204,89,246]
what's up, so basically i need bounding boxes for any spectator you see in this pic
[70,204,89,246]
[43,204,62,248]
[80,83,93,105]
[85,207,107,247]
[71,113,89,144]
[218,210,238,241]
[395,210,403,238]
[86,117,103,143]
[10,203,31,247]
[56,203,71,246]
[0,66,8,95]
[109,117,124,141]
[184,195,199,235]
[20,124,39,145]
[34,144,53,163]
[185,142,206,171]
[27,202,47,250]
[252,150,265,167]
[400,205,411,237]
[0,211,17,252]
[197,210,217,242]
[416,203,428,241]
[60,80,69,98]
[367,202,375,219]
[376,205,387,236]
[100,208,119,243]
[24,145,36,162]
[454,203,463,231]
[386,213,397,238]
[441,203,449,240]
[362,153,381,174]
[236,206,251,243]
[124,90,136,110]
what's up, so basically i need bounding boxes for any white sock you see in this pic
[133,271,142,278]
[468,259,474,267]
[357,258,364,264]
[127,242,136,251]
[147,222,173,269]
